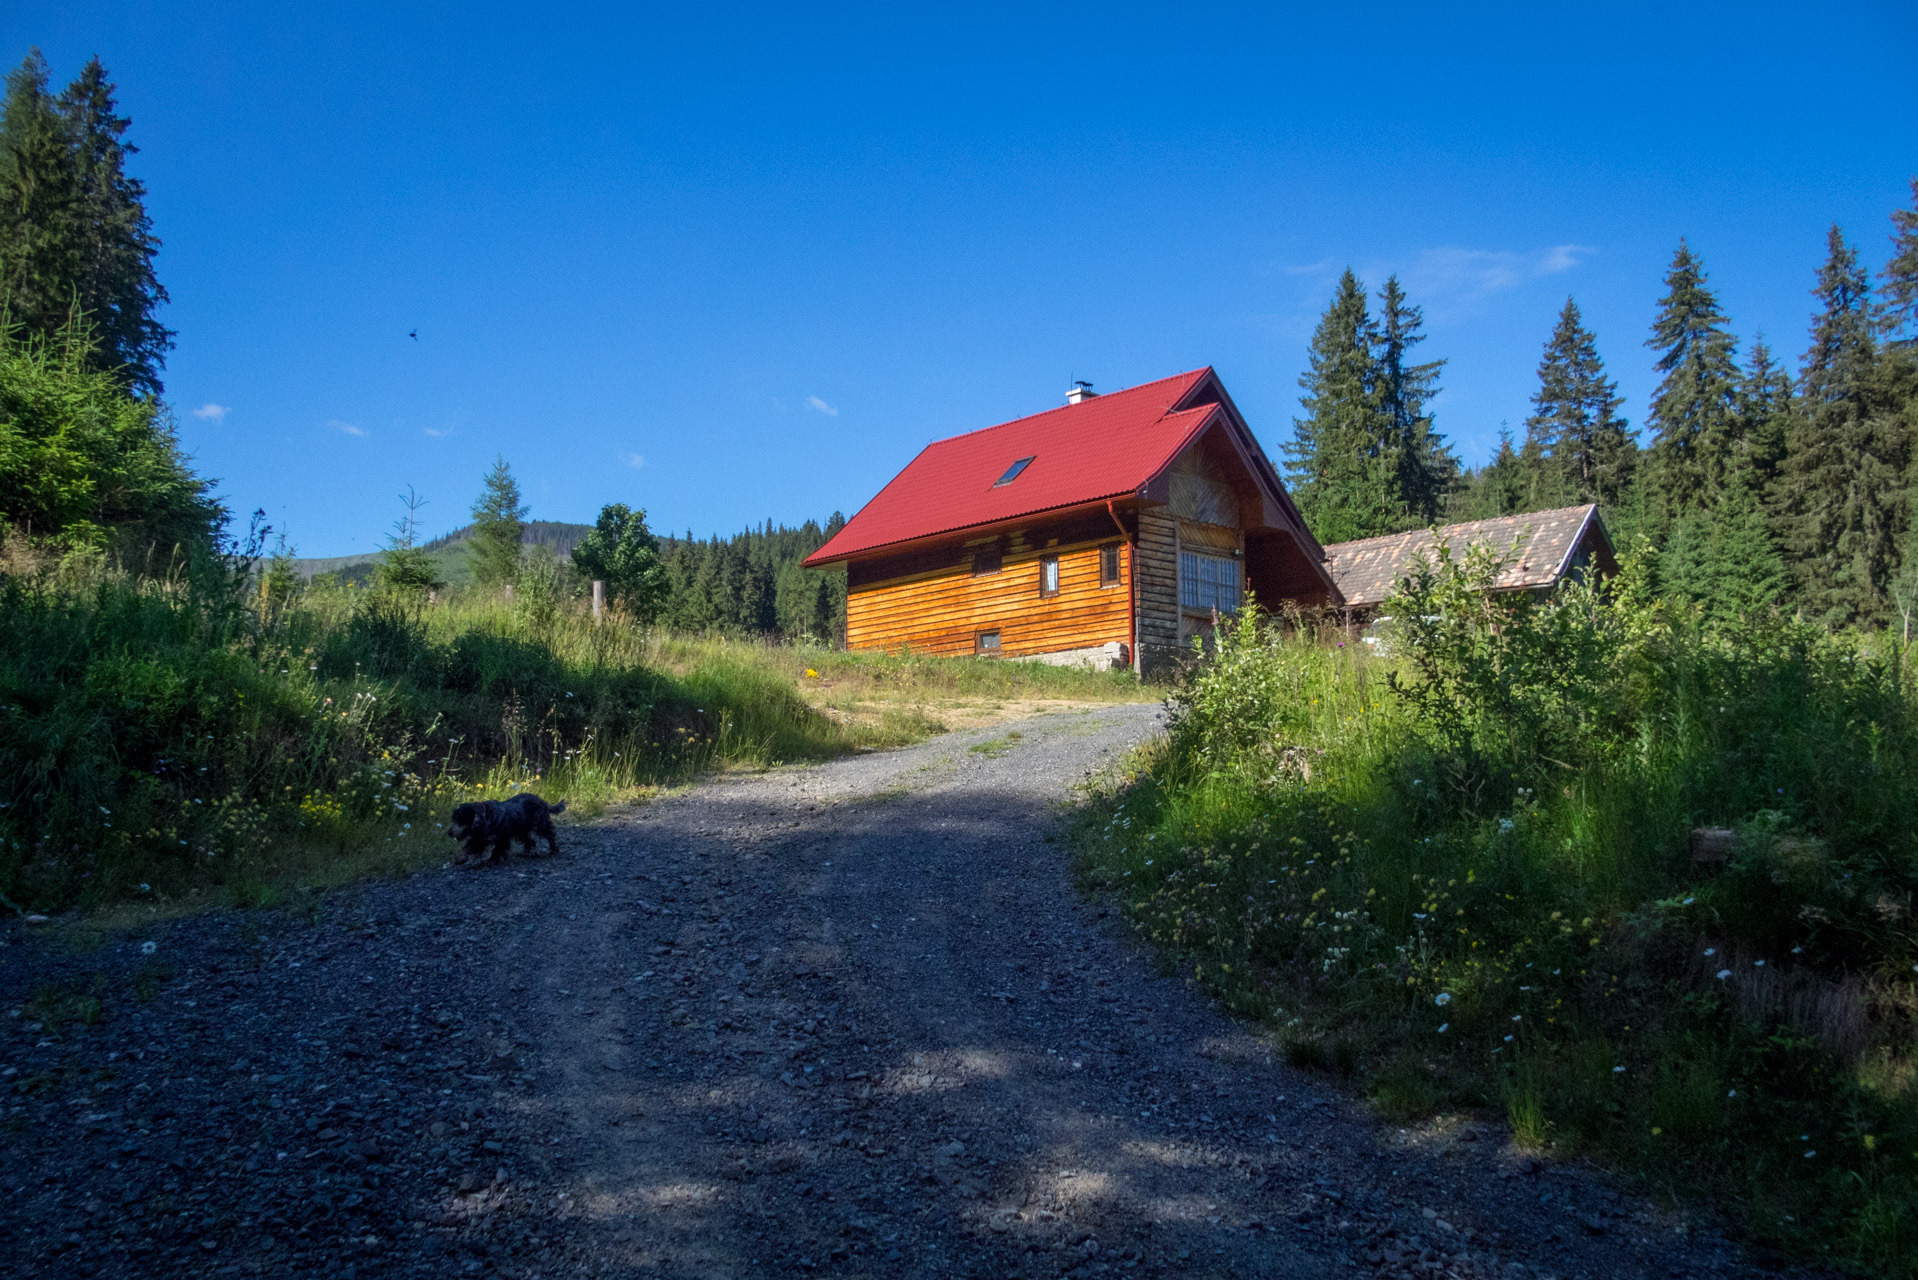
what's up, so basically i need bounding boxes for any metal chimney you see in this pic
[1066,380,1097,404]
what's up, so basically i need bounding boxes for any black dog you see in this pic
[447,793,566,865]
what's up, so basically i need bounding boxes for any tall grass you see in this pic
[0,553,1138,914]
[1077,545,1918,1274]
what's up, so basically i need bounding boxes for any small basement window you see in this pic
[975,630,1002,655]
[993,456,1035,486]
[1099,543,1122,587]
[1039,554,1060,597]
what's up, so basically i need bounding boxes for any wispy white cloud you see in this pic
[1379,244,1595,316]
[329,419,367,437]
[623,452,646,469]
[806,395,839,417]
[191,403,229,423]
[1282,243,1595,323]
[422,425,454,438]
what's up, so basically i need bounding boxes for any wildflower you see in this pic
[1804,1150,1816,1159]
[1613,1066,1626,1074]
[1511,1014,1522,1022]
[1436,1023,1448,1033]
[1651,1127,1662,1135]
[141,941,157,956]
[1754,959,1765,967]
[138,883,150,893]
[1704,948,1716,956]
[1503,1035,1513,1042]
[1727,1089,1737,1098]
[1716,969,1731,980]
[1682,897,1695,905]
[1434,993,1451,1006]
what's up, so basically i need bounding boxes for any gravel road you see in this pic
[3,703,1771,1279]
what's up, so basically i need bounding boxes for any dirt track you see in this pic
[3,704,1769,1279]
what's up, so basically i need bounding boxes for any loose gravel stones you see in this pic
[2,705,1785,1278]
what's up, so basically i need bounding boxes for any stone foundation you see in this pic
[1012,641,1130,673]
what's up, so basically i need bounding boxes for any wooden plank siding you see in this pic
[1134,505,1181,674]
[846,537,1130,658]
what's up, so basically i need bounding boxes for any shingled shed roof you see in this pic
[1322,504,1615,609]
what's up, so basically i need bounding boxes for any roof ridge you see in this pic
[917,367,1213,448]
[1323,504,1598,555]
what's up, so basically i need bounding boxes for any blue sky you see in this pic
[6,3,1915,556]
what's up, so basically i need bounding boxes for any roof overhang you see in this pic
[802,496,1138,569]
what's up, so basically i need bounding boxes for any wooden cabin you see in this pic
[1321,504,1619,615]
[801,368,1341,676]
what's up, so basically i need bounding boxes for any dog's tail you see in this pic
[551,800,567,815]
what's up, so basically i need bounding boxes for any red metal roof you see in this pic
[804,369,1221,565]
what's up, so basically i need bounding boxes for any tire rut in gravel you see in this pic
[2,702,1775,1279]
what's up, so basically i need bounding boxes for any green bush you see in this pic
[0,324,220,557]
[0,555,853,912]
[1080,547,1918,1273]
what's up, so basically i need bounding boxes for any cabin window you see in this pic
[1179,550,1242,613]
[971,544,1002,575]
[1039,554,1060,597]
[993,456,1035,487]
[1099,543,1122,587]
[975,630,1001,655]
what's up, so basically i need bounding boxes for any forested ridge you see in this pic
[1285,193,1918,634]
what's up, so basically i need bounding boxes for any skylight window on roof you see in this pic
[993,456,1035,487]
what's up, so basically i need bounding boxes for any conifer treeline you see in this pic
[439,462,850,642]
[1286,184,1918,631]
[652,517,847,640]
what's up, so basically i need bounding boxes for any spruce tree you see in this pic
[1283,269,1403,542]
[1375,275,1456,523]
[0,53,82,341]
[467,456,527,589]
[1658,509,1711,609]
[0,52,169,394]
[1524,298,1637,509]
[1882,177,1918,341]
[1735,339,1793,490]
[1700,471,1788,621]
[1448,427,1527,519]
[1776,226,1909,626]
[1644,242,1740,519]
[375,488,444,596]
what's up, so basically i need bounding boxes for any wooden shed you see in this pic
[802,368,1341,676]
[1321,504,1619,614]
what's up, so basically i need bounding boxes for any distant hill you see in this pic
[293,520,594,586]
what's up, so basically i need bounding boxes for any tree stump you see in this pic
[1690,827,1736,865]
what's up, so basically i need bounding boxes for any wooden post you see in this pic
[592,580,605,620]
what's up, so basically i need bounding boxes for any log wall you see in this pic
[1134,505,1181,675]
[845,529,1131,659]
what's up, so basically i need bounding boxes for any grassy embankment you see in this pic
[1075,546,1918,1274]
[0,557,1144,916]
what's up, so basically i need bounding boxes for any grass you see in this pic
[1074,547,1918,1275]
[0,554,1146,916]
